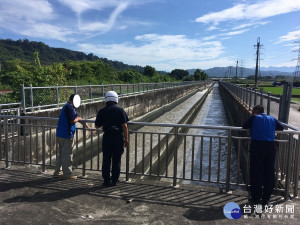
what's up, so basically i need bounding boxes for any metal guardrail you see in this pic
[219,81,281,119]
[1,115,299,199]
[21,81,204,113]
[0,102,21,116]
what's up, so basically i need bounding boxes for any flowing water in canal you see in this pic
[175,83,241,186]
[86,83,242,187]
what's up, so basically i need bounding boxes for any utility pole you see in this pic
[254,37,262,89]
[235,60,238,82]
[240,60,244,78]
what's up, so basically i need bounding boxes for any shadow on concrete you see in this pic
[0,167,249,223]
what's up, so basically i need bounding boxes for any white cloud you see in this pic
[77,34,225,71]
[231,21,270,30]
[203,35,217,41]
[0,0,72,41]
[277,30,300,43]
[221,29,250,36]
[57,0,127,15]
[18,23,76,42]
[78,2,128,34]
[195,0,300,25]
[0,0,54,21]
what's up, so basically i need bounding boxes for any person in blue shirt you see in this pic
[95,91,129,187]
[242,105,284,206]
[53,94,90,179]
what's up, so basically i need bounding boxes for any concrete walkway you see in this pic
[288,105,300,129]
[1,164,299,225]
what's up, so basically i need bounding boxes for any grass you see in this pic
[262,87,300,95]
[292,98,300,105]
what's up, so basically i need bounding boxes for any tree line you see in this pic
[0,39,208,103]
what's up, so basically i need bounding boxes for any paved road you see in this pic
[1,164,299,225]
[288,105,300,130]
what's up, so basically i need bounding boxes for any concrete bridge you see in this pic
[1,81,300,224]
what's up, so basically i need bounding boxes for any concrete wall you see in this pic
[26,83,205,121]
[13,83,205,165]
[219,83,251,183]
[219,84,251,127]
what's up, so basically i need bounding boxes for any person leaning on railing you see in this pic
[242,105,284,207]
[95,91,129,187]
[53,94,90,180]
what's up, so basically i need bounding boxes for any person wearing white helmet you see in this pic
[95,91,129,187]
[53,94,90,179]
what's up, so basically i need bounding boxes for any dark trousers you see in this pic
[102,133,124,182]
[250,140,276,202]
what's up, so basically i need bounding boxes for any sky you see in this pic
[0,0,300,72]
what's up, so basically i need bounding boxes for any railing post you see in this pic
[89,84,93,101]
[126,125,130,181]
[254,90,257,106]
[293,134,300,198]
[284,133,293,200]
[249,89,252,109]
[82,121,87,177]
[30,84,33,112]
[173,126,178,187]
[245,88,248,106]
[56,84,59,108]
[21,84,26,114]
[4,118,10,168]
[226,129,232,192]
[42,120,46,172]
[260,90,263,105]
[267,92,271,115]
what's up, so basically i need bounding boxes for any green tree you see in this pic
[199,70,208,80]
[143,65,156,77]
[170,69,189,80]
[182,75,194,81]
[194,69,201,81]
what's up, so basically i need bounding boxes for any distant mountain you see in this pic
[0,38,156,74]
[1,38,293,77]
[260,66,295,73]
[188,67,293,77]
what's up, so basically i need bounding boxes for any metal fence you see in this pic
[21,81,202,113]
[1,115,299,199]
[0,102,21,116]
[219,81,281,118]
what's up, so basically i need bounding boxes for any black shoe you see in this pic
[111,180,118,186]
[102,180,111,187]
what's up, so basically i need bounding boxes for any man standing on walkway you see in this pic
[242,105,284,206]
[95,91,129,187]
[53,94,90,179]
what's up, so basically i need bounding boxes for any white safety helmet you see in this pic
[105,91,118,104]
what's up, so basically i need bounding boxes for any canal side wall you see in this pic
[11,83,205,165]
[218,83,251,184]
[25,83,205,121]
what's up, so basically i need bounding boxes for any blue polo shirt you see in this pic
[242,113,284,141]
[56,102,78,138]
